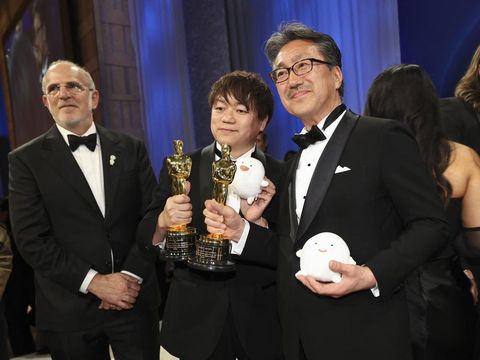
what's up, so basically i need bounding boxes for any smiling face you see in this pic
[42,62,99,135]
[210,94,267,158]
[273,39,343,129]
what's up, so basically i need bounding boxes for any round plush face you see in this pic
[231,157,265,199]
[297,232,351,282]
[302,232,350,262]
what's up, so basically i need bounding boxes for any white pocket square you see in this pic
[335,165,351,174]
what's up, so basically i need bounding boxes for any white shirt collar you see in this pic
[299,109,347,136]
[214,142,255,161]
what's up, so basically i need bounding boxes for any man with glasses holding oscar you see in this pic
[8,60,160,360]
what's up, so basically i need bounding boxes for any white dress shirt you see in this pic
[294,111,345,221]
[56,123,141,294]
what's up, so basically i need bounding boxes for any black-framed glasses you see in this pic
[45,81,93,96]
[269,58,334,84]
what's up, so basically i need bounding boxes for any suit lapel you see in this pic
[286,153,301,241]
[252,148,266,166]
[97,125,122,220]
[296,110,359,243]
[199,143,215,206]
[41,126,102,217]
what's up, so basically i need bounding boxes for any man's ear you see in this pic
[91,90,100,109]
[259,117,268,132]
[333,66,343,92]
[42,94,49,107]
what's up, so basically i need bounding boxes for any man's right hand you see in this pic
[203,199,245,241]
[87,273,141,310]
[158,182,192,229]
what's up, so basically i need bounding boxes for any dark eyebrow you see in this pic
[275,54,309,69]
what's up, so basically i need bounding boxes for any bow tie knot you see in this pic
[292,126,326,149]
[292,103,347,149]
[68,133,97,152]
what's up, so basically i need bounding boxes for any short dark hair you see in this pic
[208,70,274,124]
[264,22,344,96]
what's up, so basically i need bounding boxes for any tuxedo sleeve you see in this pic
[365,122,449,299]
[122,141,159,278]
[237,224,278,268]
[136,158,172,260]
[8,151,92,293]
[234,156,285,267]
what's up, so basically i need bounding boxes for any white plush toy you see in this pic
[230,158,268,205]
[296,232,356,283]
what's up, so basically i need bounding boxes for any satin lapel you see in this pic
[97,125,121,220]
[199,143,215,206]
[287,152,301,242]
[296,111,359,243]
[41,126,102,216]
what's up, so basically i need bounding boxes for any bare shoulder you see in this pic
[445,142,480,197]
[450,142,480,168]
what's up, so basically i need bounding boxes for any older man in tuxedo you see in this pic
[204,23,449,360]
[8,60,160,360]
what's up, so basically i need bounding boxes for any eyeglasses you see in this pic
[269,58,334,84]
[45,82,93,96]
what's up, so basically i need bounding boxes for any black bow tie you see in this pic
[292,126,326,149]
[292,103,347,149]
[68,133,97,152]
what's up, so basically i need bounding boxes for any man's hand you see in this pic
[296,261,377,298]
[240,177,275,227]
[203,199,245,241]
[158,182,192,229]
[87,273,141,310]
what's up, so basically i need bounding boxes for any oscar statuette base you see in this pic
[187,234,235,272]
[159,226,197,261]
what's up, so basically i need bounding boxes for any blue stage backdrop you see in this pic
[132,0,401,166]
[399,0,480,98]
[130,0,196,175]
[225,0,401,160]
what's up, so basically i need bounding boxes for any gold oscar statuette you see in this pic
[188,144,236,271]
[160,140,197,261]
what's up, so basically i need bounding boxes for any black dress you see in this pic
[406,198,476,360]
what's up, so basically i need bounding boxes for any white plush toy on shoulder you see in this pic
[230,157,268,205]
[296,232,356,283]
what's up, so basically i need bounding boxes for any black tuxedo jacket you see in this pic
[241,111,449,360]
[8,124,159,331]
[439,97,480,154]
[137,143,284,360]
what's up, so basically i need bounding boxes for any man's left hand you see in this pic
[240,177,275,225]
[296,261,377,298]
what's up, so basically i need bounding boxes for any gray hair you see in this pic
[41,60,95,93]
[264,22,344,96]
